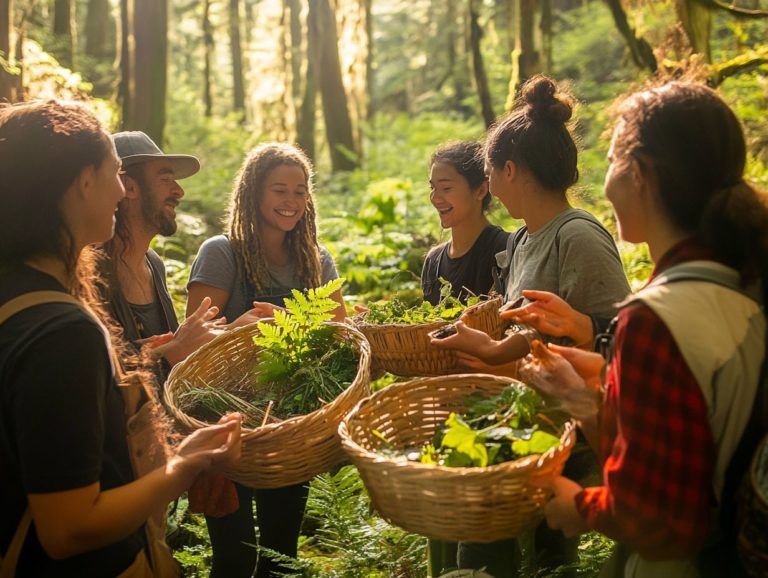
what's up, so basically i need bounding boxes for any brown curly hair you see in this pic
[226,142,322,293]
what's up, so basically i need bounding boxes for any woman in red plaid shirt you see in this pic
[521,82,768,578]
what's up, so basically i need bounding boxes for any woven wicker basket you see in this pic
[354,296,505,377]
[339,374,576,543]
[164,321,371,489]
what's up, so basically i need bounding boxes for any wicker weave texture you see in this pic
[164,322,371,489]
[339,374,575,543]
[355,296,505,377]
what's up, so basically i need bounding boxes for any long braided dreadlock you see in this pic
[226,142,322,294]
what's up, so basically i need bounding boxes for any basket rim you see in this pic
[339,373,576,475]
[353,295,502,330]
[164,320,371,435]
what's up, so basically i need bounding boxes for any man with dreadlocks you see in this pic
[186,142,346,578]
[97,131,223,381]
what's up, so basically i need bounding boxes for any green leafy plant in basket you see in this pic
[377,383,566,468]
[180,278,359,426]
[363,278,480,325]
[252,278,358,417]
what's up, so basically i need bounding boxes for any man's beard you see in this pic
[142,192,178,236]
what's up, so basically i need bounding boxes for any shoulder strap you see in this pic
[0,291,82,578]
[492,225,528,296]
[0,291,82,326]
[648,261,761,304]
[0,510,31,578]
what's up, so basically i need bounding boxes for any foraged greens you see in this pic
[363,278,480,324]
[181,278,359,423]
[376,383,565,468]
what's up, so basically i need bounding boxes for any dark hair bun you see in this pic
[521,75,573,124]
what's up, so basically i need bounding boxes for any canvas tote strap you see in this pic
[0,291,82,578]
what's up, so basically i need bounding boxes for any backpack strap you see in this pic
[0,510,31,578]
[492,225,528,296]
[0,291,83,578]
[492,211,612,299]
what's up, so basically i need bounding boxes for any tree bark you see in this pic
[0,0,13,101]
[540,0,552,72]
[469,0,495,128]
[53,0,74,68]
[230,0,245,117]
[363,0,373,121]
[203,0,214,117]
[675,0,712,62]
[603,0,657,71]
[121,0,167,145]
[85,0,110,58]
[308,0,358,172]
[507,0,539,109]
[117,0,131,125]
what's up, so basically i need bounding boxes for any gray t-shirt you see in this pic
[188,234,339,322]
[503,208,630,322]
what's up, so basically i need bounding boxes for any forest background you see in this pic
[1,0,766,576]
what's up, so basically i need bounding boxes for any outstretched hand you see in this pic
[501,290,594,348]
[430,320,493,358]
[153,296,224,365]
[519,341,602,420]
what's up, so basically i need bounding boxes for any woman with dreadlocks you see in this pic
[186,142,345,578]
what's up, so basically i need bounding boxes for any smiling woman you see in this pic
[0,100,241,578]
[185,141,346,578]
[421,140,510,307]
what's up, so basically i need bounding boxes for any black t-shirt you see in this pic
[0,265,144,577]
[421,225,510,305]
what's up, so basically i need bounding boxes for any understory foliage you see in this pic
[255,466,428,578]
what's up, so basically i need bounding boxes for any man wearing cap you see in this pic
[100,131,221,374]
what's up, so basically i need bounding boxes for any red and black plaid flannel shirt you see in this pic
[575,240,717,559]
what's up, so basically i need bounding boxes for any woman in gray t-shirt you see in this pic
[432,76,630,578]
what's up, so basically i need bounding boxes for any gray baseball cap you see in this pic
[112,131,200,179]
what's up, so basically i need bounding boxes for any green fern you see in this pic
[249,278,358,418]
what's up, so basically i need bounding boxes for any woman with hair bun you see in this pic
[521,81,768,578]
[433,75,630,577]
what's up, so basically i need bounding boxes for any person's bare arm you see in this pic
[28,416,241,559]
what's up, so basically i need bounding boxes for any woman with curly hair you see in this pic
[187,142,345,578]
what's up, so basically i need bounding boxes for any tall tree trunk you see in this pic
[229,0,245,117]
[603,0,657,71]
[308,0,358,172]
[118,0,131,125]
[53,0,74,68]
[0,0,13,101]
[297,34,315,160]
[286,0,302,108]
[85,0,109,58]
[203,0,214,117]
[507,0,539,109]
[363,0,373,121]
[469,0,495,128]
[540,0,552,72]
[121,0,167,145]
[675,0,712,62]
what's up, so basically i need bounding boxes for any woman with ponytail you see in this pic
[521,82,768,578]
